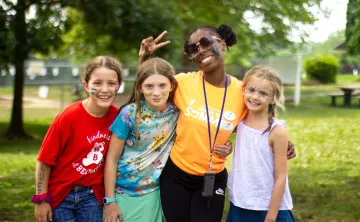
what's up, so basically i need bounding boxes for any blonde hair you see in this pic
[243,65,285,131]
[120,57,178,142]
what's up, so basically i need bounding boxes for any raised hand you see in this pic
[139,31,171,63]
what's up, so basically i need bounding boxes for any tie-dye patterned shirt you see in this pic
[109,101,179,196]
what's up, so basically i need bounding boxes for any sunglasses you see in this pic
[184,36,222,61]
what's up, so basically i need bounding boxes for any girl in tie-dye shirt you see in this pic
[104,58,179,222]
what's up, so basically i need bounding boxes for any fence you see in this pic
[0,57,301,110]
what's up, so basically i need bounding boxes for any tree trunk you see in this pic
[5,0,32,139]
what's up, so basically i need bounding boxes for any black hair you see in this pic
[184,24,237,52]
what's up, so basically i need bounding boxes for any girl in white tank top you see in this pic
[227,65,295,222]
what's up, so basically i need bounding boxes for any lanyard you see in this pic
[202,75,228,172]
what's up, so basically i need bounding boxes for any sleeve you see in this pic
[109,106,133,140]
[237,79,248,122]
[174,73,189,109]
[37,115,71,166]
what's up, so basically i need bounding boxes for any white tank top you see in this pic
[228,120,293,210]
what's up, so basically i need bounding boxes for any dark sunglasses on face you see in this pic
[184,36,222,61]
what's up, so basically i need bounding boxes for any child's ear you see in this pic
[83,81,89,93]
[170,83,175,92]
[242,84,246,93]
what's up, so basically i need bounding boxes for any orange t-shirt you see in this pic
[171,71,248,175]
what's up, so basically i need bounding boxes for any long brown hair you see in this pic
[120,57,178,141]
[242,65,285,132]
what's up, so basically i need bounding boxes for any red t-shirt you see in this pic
[37,101,118,209]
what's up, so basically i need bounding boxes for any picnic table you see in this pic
[338,84,360,106]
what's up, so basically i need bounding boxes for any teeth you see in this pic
[98,95,110,99]
[249,101,258,106]
[201,56,212,63]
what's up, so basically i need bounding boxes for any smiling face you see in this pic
[243,77,274,113]
[83,67,120,109]
[187,29,226,73]
[140,74,173,111]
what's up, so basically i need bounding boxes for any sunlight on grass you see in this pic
[1,93,360,221]
[336,74,360,84]
[223,97,360,222]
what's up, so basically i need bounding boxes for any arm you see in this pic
[103,134,126,222]
[35,161,51,194]
[266,126,288,222]
[138,31,170,64]
[34,161,52,222]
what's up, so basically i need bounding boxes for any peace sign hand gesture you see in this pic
[139,31,171,64]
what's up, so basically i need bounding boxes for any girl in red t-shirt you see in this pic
[32,56,123,222]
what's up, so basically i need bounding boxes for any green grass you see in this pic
[1,88,360,221]
[0,80,135,104]
[0,120,49,221]
[284,74,360,96]
[336,73,360,84]
[222,98,360,222]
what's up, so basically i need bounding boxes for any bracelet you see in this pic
[31,192,52,204]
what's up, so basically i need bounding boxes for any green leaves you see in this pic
[58,0,325,66]
[345,0,360,55]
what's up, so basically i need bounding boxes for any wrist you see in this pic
[139,54,151,63]
[265,215,276,222]
[103,196,117,205]
[31,192,52,204]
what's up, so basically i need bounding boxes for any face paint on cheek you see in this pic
[211,45,220,56]
[143,92,153,96]
[90,88,96,95]
[161,89,171,96]
[115,83,122,94]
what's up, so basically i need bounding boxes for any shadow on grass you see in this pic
[0,168,36,222]
[0,121,50,155]
[221,167,360,222]
[290,167,360,221]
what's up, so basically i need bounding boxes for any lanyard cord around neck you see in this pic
[202,75,228,172]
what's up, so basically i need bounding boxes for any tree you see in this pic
[346,0,360,55]
[0,0,185,139]
[57,0,181,66]
[60,0,325,67]
[0,0,66,139]
[1,0,324,139]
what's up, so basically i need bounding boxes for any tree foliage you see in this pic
[0,0,324,138]
[346,0,360,55]
[60,0,324,67]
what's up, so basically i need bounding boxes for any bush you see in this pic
[304,55,340,83]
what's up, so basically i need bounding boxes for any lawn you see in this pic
[0,79,136,103]
[1,78,360,221]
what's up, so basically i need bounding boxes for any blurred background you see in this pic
[1,0,360,221]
